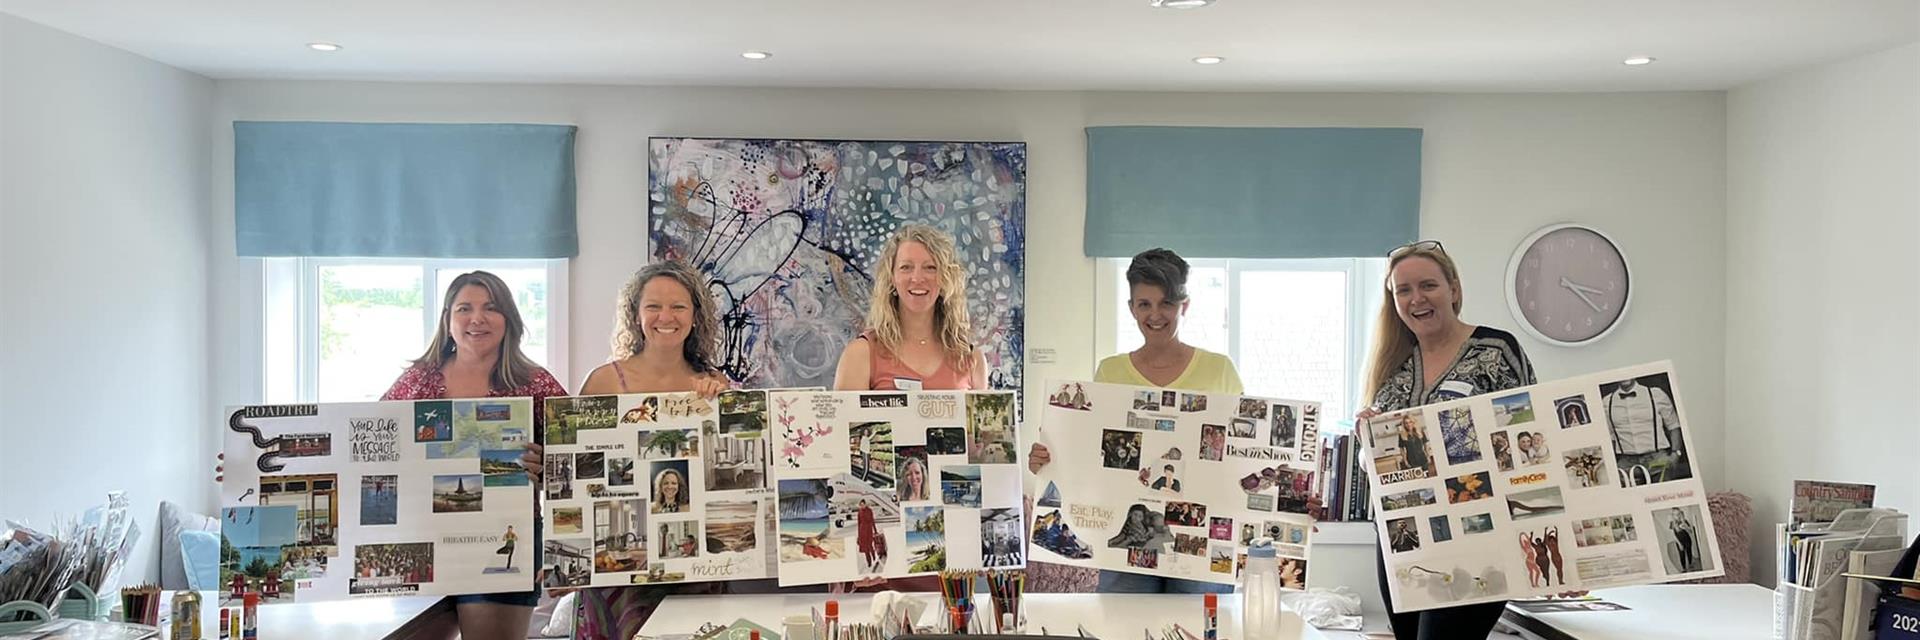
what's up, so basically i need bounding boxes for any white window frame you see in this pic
[262,257,569,404]
[1094,257,1386,427]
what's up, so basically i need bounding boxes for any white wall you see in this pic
[209,84,1729,438]
[209,81,1728,610]
[0,13,213,584]
[1727,41,1920,587]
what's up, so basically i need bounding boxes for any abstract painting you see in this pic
[648,138,1027,390]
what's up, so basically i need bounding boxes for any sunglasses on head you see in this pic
[1389,239,1445,258]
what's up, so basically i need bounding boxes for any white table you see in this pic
[8,593,441,640]
[1500,584,1772,640]
[641,593,1327,639]
[162,591,445,640]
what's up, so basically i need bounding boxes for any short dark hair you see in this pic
[1126,248,1191,303]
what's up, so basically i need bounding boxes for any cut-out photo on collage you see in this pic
[1029,380,1318,586]
[221,400,538,604]
[1364,361,1722,612]
[541,391,776,588]
[770,390,1024,586]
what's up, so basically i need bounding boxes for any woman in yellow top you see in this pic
[1088,248,1242,395]
[1028,248,1242,593]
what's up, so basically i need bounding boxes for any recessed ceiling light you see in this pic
[1623,56,1656,66]
[741,51,772,60]
[307,42,341,52]
[1193,56,1225,65]
[1151,0,1215,8]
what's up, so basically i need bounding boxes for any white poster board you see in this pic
[220,400,538,604]
[768,390,1024,586]
[540,390,775,588]
[1366,361,1723,612]
[1027,380,1319,585]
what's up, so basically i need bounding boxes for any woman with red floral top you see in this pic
[382,270,567,640]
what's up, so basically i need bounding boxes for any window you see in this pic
[1097,258,1387,425]
[264,258,568,404]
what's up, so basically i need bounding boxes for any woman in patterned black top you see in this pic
[1358,241,1535,640]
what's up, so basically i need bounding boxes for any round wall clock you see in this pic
[1505,223,1631,346]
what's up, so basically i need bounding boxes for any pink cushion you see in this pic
[1681,491,1752,584]
[1027,560,1100,593]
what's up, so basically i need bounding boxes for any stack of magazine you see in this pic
[1772,480,1905,640]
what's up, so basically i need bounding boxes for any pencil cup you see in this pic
[61,584,111,622]
[782,614,815,640]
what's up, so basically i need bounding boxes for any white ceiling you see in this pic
[2,0,1916,92]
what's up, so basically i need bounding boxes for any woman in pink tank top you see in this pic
[569,262,731,640]
[833,224,986,392]
[829,224,984,592]
[578,263,730,397]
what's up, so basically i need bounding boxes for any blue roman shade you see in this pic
[1085,126,1420,258]
[235,122,578,258]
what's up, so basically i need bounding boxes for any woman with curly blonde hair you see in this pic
[832,224,986,391]
[572,261,730,640]
[578,261,728,396]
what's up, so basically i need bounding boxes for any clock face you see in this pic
[1509,225,1630,345]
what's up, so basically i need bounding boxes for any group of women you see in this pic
[376,225,986,639]
[373,221,1537,640]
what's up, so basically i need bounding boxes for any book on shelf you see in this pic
[1311,431,1372,523]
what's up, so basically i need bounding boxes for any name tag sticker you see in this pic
[1436,380,1476,400]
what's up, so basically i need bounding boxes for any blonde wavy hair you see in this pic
[609,262,721,374]
[1361,242,1464,406]
[411,271,542,390]
[865,224,975,368]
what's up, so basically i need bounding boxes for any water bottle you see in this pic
[1240,537,1283,639]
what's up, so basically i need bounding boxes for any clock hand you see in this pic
[1559,272,1605,295]
[1558,277,1604,313]
[1558,276,1605,296]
